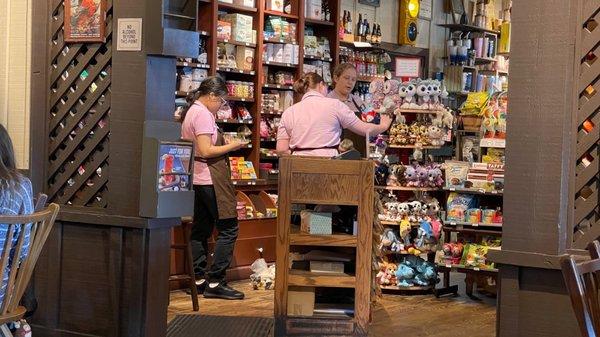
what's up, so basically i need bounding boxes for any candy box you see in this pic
[236,46,255,71]
[222,14,253,43]
[446,193,478,222]
[266,0,284,12]
[217,21,232,40]
[444,160,470,188]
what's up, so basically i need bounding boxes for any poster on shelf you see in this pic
[395,57,421,78]
[64,0,106,43]
[157,144,193,192]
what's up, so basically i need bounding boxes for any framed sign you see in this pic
[157,143,193,192]
[395,57,422,78]
[117,18,143,51]
[358,0,380,7]
[64,0,106,43]
[419,0,433,20]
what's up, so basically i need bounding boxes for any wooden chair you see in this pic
[0,203,58,336]
[168,219,199,311]
[561,241,600,337]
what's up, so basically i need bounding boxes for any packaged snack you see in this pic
[467,208,482,223]
[460,244,490,268]
[444,161,470,188]
[446,193,478,222]
[482,209,495,224]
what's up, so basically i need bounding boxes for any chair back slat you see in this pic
[0,203,59,324]
[561,240,600,337]
[34,194,47,212]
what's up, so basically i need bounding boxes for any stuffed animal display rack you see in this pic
[378,195,442,254]
[376,255,439,288]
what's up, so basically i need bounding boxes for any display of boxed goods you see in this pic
[237,200,254,220]
[287,287,315,317]
[446,193,478,222]
[305,0,322,20]
[264,17,297,43]
[236,0,255,7]
[300,210,333,235]
[263,43,299,64]
[217,21,232,40]
[222,14,254,43]
[235,46,255,70]
[225,81,254,99]
[229,157,258,180]
[266,0,284,12]
[309,261,345,274]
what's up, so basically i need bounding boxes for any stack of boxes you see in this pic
[229,157,258,180]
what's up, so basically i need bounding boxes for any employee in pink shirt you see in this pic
[276,72,392,157]
[181,76,246,300]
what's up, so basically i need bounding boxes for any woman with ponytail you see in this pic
[276,72,392,157]
[181,76,246,300]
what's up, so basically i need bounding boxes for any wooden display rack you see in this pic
[275,157,373,337]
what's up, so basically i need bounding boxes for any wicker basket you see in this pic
[461,115,483,132]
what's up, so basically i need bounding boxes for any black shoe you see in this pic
[203,281,245,300]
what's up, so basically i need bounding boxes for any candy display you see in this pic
[225,81,255,99]
[229,157,258,180]
[446,193,478,222]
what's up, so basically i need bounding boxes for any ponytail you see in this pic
[180,76,228,122]
[293,72,324,95]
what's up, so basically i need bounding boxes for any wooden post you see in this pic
[490,0,600,336]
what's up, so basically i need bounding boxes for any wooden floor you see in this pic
[168,280,496,337]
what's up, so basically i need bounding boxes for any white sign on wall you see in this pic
[419,0,433,20]
[117,18,143,51]
[395,57,421,78]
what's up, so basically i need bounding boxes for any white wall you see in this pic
[0,0,32,169]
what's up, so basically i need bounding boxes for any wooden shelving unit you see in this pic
[275,157,373,336]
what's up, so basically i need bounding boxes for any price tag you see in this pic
[279,39,284,43]
[449,187,456,191]
[450,222,457,226]
[251,181,256,185]
[491,190,498,194]
[245,43,250,46]
[478,189,486,193]
[265,61,270,65]
[287,63,291,67]
[250,71,255,75]
[233,181,238,185]
[183,62,188,66]
[239,70,244,73]
[474,267,480,271]
[241,98,246,101]
[472,223,479,227]
[445,264,452,268]
[276,85,281,88]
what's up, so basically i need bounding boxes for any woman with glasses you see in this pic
[181,76,247,300]
[276,72,392,157]
[327,63,368,156]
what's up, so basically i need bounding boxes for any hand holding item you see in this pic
[379,113,393,129]
[230,139,250,151]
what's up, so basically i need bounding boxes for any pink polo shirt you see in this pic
[181,102,218,185]
[277,91,361,157]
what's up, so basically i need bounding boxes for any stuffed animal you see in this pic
[408,200,422,224]
[374,163,389,186]
[416,80,432,110]
[369,78,386,110]
[395,263,415,287]
[390,123,409,145]
[399,218,412,245]
[376,261,394,285]
[385,202,400,221]
[415,220,433,248]
[430,80,443,110]
[404,165,419,187]
[426,164,444,187]
[400,80,419,109]
[386,164,406,187]
[442,109,454,130]
[361,105,378,123]
[416,165,429,187]
[427,125,445,147]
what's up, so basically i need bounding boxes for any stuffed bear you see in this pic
[400,80,419,109]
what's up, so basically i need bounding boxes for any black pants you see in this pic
[192,185,239,283]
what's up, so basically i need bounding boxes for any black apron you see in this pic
[341,95,367,157]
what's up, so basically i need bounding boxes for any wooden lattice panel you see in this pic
[573,3,600,248]
[46,0,112,208]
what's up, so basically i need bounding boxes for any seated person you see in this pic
[335,139,361,160]
[0,124,33,307]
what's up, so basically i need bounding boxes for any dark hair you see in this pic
[293,72,324,95]
[0,124,22,192]
[181,76,228,122]
[332,63,357,87]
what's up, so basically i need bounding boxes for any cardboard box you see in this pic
[310,261,345,274]
[283,44,294,64]
[219,0,234,3]
[300,211,332,235]
[266,0,284,12]
[293,44,300,64]
[234,0,255,7]
[287,287,315,317]
[222,14,254,43]
[217,21,232,40]
[305,0,322,20]
[236,46,255,71]
[273,44,284,63]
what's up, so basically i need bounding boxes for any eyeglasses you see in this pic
[218,96,228,107]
